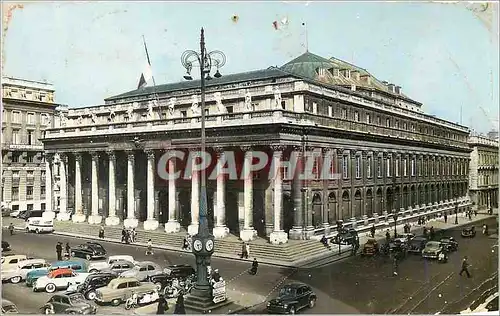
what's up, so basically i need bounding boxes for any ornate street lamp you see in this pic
[181,28,226,311]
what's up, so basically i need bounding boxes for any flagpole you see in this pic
[142,35,161,115]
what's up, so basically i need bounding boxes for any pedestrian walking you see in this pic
[131,228,137,243]
[423,227,428,239]
[320,235,329,248]
[370,225,376,238]
[429,226,435,240]
[65,242,71,259]
[444,213,448,223]
[488,207,493,215]
[156,294,169,314]
[8,223,14,235]
[182,234,190,251]
[241,242,248,259]
[385,230,391,243]
[459,256,471,278]
[474,209,478,217]
[56,242,63,261]
[99,225,105,239]
[245,243,251,258]
[482,224,489,235]
[146,239,154,255]
[174,294,186,314]
[249,258,259,275]
[121,227,127,243]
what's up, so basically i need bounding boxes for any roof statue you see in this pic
[91,112,97,124]
[59,112,66,127]
[167,97,177,118]
[108,109,115,122]
[214,92,227,114]
[147,100,155,120]
[126,104,134,120]
[274,86,282,109]
[244,89,252,111]
[191,95,200,115]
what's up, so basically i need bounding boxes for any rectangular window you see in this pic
[341,108,347,119]
[403,122,407,130]
[312,156,319,179]
[411,158,415,176]
[403,158,408,176]
[342,155,349,179]
[431,159,434,176]
[377,116,381,125]
[12,170,19,178]
[366,113,371,124]
[395,120,399,129]
[41,113,49,125]
[27,112,35,124]
[12,111,21,123]
[395,158,400,177]
[354,111,359,122]
[355,156,361,179]
[180,110,187,118]
[436,160,440,175]
[27,154,34,163]
[41,170,45,179]
[418,159,422,176]
[27,170,34,177]
[12,129,19,144]
[12,187,19,200]
[377,157,382,177]
[12,154,20,163]
[27,186,33,198]
[386,118,391,127]
[226,106,233,113]
[329,158,336,180]
[386,158,391,177]
[367,156,372,178]
[27,131,34,145]
[41,186,46,195]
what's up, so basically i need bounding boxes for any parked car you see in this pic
[71,242,107,260]
[25,217,54,234]
[440,236,459,252]
[40,292,97,314]
[88,255,136,273]
[1,254,28,271]
[18,210,44,220]
[94,277,157,306]
[76,273,117,300]
[461,226,476,238]
[33,268,91,293]
[408,236,428,254]
[100,260,136,276]
[361,239,379,256]
[422,241,443,259]
[1,259,50,284]
[333,228,358,245]
[120,261,162,281]
[1,207,12,217]
[2,240,11,251]
[9,210,21,218]
[26,260,88,287]
[163,265,196,280]
[266,283,317,314]
[1,299,19,314]
[395,233,415,242]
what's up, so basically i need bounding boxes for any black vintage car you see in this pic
[148,265,196,291]
[40,292,97,314]
[439,236,458,252]
[2,240,11,251]
[461,226,476,238]
[76,273,117,300]
[388,239,408,259]
[71,242,107,260]
[267,283,317,314]
[333,229,358,245]
[408,237,428,254]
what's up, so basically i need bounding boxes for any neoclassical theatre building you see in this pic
[42,52,471,242]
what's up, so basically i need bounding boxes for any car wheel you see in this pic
[155,282,162,290]
[45,283,57,293]
[71,251,76,257]
[44,308,53,315]
[111,298,121,306]
[86,291,97,300]
[10,276,21,284]
[308,297,316,308]
[35,228,40,234]
[26,227,30,233]
[85,254,92,261]
[288,306,296,314]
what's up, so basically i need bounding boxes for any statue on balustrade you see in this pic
[147,100,155,120]
[244,89,252,111]
[191,95,201,115]
[108,109,116,122]
[126,104,135,121]
[59,112,66,127]
[167,97,177,118]
[77,116,83,125]
[274,86,282,109]
[91,112,97,124]
[214,92,227,114]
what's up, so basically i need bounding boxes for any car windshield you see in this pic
[278,287,295,297]
[2,304,18,313]
[91,245,105,252]
[427,242,440,248]
[69,293,86,304]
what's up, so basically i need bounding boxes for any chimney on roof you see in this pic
[382,81,388,85]
[388,83,395,93]
[351,70,360,81]
[395,86,401,94]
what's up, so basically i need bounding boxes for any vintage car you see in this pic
[2,240,11,251]
[119,261,162,281]
[440,236,459,252]
[266,282,317,314]
[147,265,196,291]
[389,239,408,257]
[361,239,379,256]
[94,277,157,306]
[461,226,476,238]
[408,237,428,254]
[421,241,443,259]
[2,259,50,284]
[333,229,358,245]
[71,242,107,260]
[33,268,91,293]
[40,292,97,314]
[1,299,19,314]
[77,273,117,300]
[395,233,415,242]
[99,260,136,276]
[88,255,136,273]
[1,254,28,272]
[26,260,88,287]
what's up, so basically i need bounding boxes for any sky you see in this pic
[3,1,499,133]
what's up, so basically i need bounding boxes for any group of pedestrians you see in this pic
[121,227,137,244]
[55,242,71,261]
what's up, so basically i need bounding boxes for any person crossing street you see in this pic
[459,256,471,278]
[56,242,63,261]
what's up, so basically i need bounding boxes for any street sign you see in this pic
[212,280,226,304]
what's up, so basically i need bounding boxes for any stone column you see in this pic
[56,153,71,221]
[188,150,200,235]
[124,151,138,228]
[105,151,120,226]
[43,154,56,219]
[269,146,288,244]
[289,148,304,239]
[240,146,257,241]
[213,148,229,239]
[144,150,159,230]
[88,152,102,224]
[72,153,86,223]
[165,153,181,233]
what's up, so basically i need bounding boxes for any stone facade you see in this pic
[1,77,61,212]
[41,52,471,242]
[468,134,499,210]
